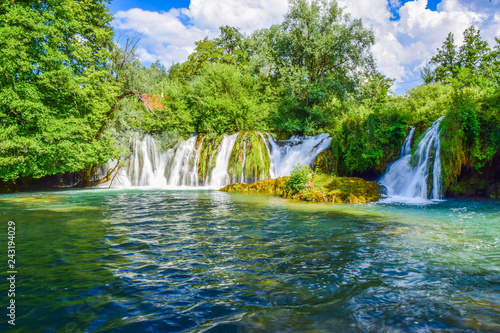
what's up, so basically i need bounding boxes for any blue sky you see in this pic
[109,0,190,13]
[388,0,440,20]
[110,0,500,94]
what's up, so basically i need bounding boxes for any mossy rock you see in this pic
[271,131,294,140]
[227,131,271,184]
[198,134,224,182]
[220,177,288,194]
[220,175,380,204]
[195,134,205,150]
[445,160,500,199]
[313,148,336,174]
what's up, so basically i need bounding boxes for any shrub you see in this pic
[285,164,313,194]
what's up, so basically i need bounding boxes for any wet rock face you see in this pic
[445,158,500,199]
[197,134,224,184]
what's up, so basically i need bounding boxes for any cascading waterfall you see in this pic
[100,131,332,189]
[379,117,444,200]
[266,133,332,178]
[126,135,169,187]
[400,126,415,156]
[164,136,200,187]
[206,133,239,188]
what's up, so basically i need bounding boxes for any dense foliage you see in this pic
[0,0,119,181]
[1,0,498,195]
[425,27,500,193]
[112,0,377,137]
[285,164,313,194]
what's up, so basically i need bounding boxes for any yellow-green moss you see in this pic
[197,134,224,181]
[220,177,287,194]
[227,132,271,183]
[220,174,381,204]
[313,148,336,174]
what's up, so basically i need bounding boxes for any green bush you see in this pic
[332,108,410,176]
[285,164,313,194]
[188,63,272,134]
[440,87,500,190]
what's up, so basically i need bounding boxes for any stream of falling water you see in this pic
[379,117,444,202]
[100,132,332,189]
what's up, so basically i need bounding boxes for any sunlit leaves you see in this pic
[0,0,119,180]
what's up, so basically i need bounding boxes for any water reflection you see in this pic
[0,190,498,332]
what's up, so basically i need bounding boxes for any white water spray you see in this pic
[165,136,200,187]
[266,133,332,178]
[101,131,332,189]
[208,133,239,188]
[380,117,444,200]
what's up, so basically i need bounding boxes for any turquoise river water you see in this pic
[0,189,499,332]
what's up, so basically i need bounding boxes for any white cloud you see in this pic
[113,8,212,66]
[338,0,497,93]
[188,0,288,33]
[112,0,500,93]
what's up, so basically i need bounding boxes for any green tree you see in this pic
[259,0,375,133]
[0,0,120,182]
[420,65,436,84]
[459,26,490,72]
[285,163,313,194]
[187,63,271,134]
[179,26,249,78]
[267,0,375,85]
[430,32,458,82]
[425,26,492,86]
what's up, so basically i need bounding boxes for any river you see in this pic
[0,189,498,332]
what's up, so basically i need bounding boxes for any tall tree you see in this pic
[266,0,375,87]
[179,26,249,79]
[459,25,490,72]
[0,0,120,181]
[430,32,458,82]
[255,0,375,133]
[425,26,491,85]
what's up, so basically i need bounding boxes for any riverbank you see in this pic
[220,174,381,203]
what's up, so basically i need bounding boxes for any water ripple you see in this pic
[0,191,498,332]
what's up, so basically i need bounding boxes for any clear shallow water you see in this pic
[0,189,499,332]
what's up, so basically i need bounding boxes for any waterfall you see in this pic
[379,117,444,201]
[207,133,239,188]
[126,135,169,187]
[165,136,200,187]
[100,131,332,189]
[400,126,415,156]
[266,133,332,178]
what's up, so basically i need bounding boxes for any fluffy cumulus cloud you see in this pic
[113,8,210,66]
[112,0,288,67]
[340,0,498,93]
[113,0,500,94]
[187,0,288,33]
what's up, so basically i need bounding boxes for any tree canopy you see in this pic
[422,26,495,86]
[2,0,498,191]
[0,0,119,180]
